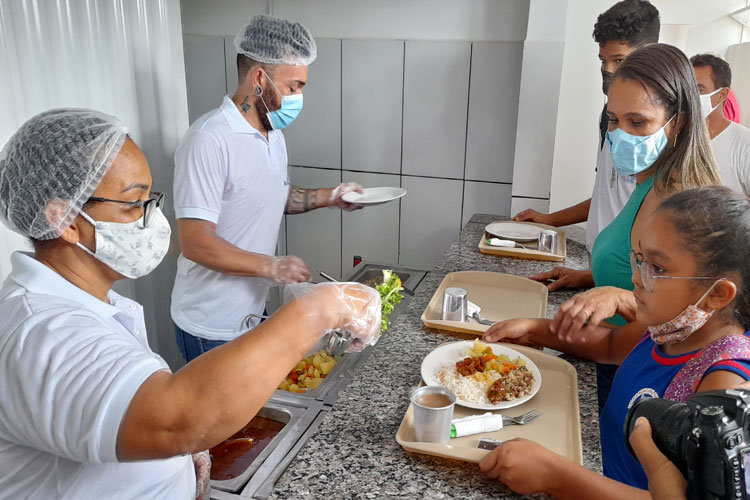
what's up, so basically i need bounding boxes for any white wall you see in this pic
[181,0,528,41]
[547,0,750,216]
[547,0,602,215]
[726,42,750,128]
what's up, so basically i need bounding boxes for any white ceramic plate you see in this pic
[484,222,541,242]
[342,187,407,206]
[421,341,542,410]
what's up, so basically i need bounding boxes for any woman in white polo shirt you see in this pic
[0,109,381,499]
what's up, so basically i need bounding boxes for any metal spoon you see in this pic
[471,311,494,326]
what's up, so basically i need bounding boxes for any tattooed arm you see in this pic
[285,186,335,214]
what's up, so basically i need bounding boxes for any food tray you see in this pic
[421,271,548,335]
[396,344,582,464]
[478,221,566,262]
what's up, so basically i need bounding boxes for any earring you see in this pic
[254,85,262,96]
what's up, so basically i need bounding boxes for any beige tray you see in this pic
[396,344,582,464]
[421,271,548,335]
[478,221,566,262]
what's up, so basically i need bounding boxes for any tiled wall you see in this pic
[183,36,523,278]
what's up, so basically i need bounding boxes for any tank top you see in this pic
[591,175,655,326]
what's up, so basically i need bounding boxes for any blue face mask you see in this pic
[606,115,675,177]
[259,69,303,130]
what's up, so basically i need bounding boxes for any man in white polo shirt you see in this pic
[171,15,363,362]
[691,53,750,196]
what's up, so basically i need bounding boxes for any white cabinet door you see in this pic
[284,38,341,170]
[183,35,227,124]
[461,181,513,226]
[399,176,463,269]
[342,40,403,174]
[224,36,237,96]
[402,41,471,179]
[341,171,400,269]
[465,42,523,183]
[285,166,342,280]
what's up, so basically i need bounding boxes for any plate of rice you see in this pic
[421,339,542,410]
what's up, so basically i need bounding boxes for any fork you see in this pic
[502,409,542,425]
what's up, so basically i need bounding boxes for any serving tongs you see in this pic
[242,312,351,357]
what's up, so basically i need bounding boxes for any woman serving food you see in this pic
[0,109,381,498]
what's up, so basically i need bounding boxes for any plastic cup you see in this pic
[441,287,468,322]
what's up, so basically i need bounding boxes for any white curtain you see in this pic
[0,0,190,367]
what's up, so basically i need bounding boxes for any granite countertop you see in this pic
[268,214,599,499]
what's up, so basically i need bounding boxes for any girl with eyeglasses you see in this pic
[480,187,750,496]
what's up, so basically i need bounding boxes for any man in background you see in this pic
[513,0,660,263]
[171,15,364,362]
[692,53,750,196]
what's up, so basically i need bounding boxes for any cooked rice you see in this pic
[436,352,535,404]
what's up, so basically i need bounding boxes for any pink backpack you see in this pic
[664,334,750,402]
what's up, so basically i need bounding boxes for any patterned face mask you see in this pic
[77,207,171,279]
[649,280,723,345]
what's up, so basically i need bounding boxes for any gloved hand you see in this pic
[262,255,310,284]
[294,282,382,352]
[192,450,211,500]
[329,182,364,212]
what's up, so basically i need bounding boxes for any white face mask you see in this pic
[700,88,725,118]
[77,208,171,279]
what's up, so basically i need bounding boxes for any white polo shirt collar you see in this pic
[219,95,281,144]
[9,252,123,320]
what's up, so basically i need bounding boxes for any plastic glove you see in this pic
[192,450,211,500]
[294,282,382,352]
[263,255,310,284]
[329,182,364,211]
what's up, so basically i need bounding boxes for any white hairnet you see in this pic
[0,109,128,240]
[234,14,317,66]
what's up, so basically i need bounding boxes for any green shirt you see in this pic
[591,175,655,326]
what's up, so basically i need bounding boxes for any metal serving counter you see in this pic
[210,262,428,499]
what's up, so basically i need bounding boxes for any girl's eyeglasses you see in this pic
[86,191,164,228]
[629,250,721,292]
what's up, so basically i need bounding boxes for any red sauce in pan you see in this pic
[209,416,286,481]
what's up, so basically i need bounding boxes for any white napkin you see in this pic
[467,300,481,317]
[486,238,517,248]
[451,412,503,437]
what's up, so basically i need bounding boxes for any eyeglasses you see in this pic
[629,250,721,292]
[86,191,164,228]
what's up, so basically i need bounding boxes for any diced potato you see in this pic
[312,354,322,369]
[313,368,321,378]
[320,360,335,375]
[288,384,299,392]
[279,380,289,391]
[296,360,306,371]
[306,377,323,389]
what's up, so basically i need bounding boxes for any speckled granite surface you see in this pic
[268,215,600,499]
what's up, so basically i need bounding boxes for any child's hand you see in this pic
[483,318,539,344]
[478,438,558,494]
[527,267,593,291]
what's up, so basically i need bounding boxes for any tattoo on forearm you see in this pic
[240,96,251,113]
[285,187,322,214]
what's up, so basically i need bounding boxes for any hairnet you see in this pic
[0,109,128,240]
[234,14,317,66]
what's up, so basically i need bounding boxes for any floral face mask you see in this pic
[649,279,724,345]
